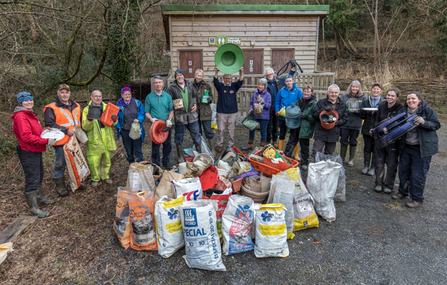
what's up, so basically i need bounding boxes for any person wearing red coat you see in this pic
[12,92,57,218]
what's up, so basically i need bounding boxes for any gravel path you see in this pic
[86,122,447,285]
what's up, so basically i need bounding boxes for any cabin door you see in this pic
[272,49,295,75]
[179,50,203,79]
[242,49,263,87]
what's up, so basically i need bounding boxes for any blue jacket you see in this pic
[275,83,303,121]
[116,98,145,142]
[213,77,244,114]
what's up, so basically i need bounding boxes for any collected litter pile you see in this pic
[113,147,345,271]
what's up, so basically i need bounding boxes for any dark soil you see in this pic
[1,118,446,285]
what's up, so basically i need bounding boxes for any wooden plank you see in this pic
[171,17,317,25]
[0,215,38,244]
[172,41,317,47]
[171,27,317,33]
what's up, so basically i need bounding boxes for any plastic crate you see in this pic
[232,146,247,157]
[248,149,298,176]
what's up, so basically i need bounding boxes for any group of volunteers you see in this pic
[12,67,440,218]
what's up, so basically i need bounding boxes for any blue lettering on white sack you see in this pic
[183,208,198,227]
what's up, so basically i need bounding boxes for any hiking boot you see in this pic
[25,191,50,218]
[36,185,55,205]
[54,177,68,196]
[392,192,407,200]
[260,141,267,147]
[272,141,278,148]
[215,145,222,153]
[383,187,392,194]
[406,200,423,208]
[374,185,383,192]
[104,179,113,184]
[91,181,99,187]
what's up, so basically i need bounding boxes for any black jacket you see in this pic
[340,93,367,130]
[312,97,347,142]
[374,101,405,126]
[359,96,385,135]
[398,101,440,158]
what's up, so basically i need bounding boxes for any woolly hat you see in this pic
[174,69,186,78]
[17,92,33,104]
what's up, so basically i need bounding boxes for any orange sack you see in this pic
[113,188,132,249]
[100,102,120,127]
[129,191,158,251]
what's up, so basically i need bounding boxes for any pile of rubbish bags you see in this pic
[113,146,346,271]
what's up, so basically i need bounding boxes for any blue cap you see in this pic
[17,92,33,104]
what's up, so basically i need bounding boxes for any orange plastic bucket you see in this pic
[319,110,339,130]
[100,103,120,127]
[150,120,168,144]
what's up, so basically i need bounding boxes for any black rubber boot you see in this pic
[348,145,357,167]
[36,185,55,205]
[195,144,202,154]
[340,145,348,162]
[25,191,50,218]
[368,154,376,176]
[208,137,216,157]
[362,152,370,175]
[54,177,68,196]
[176,145,185,164]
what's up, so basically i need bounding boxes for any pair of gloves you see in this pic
[151,118,173,128]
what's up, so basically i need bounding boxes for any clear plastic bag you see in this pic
[194,134,213,158]
[129,123,141,140]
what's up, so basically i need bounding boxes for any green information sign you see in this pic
[209,35,241,46]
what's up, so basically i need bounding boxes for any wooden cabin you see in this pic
[161,5,334,115]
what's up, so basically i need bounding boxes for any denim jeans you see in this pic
[120,129,144,164]
[53,145,66,179]
[152,129,172,166]
[199,119,214,139]
[249,119,269,142]
[174,121,201,146]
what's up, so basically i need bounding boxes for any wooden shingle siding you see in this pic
[170,15,319,78]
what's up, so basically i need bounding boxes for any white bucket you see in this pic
[74,127,88,143]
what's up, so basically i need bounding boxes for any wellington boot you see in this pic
[25,191,50,218]
[242,139,254,150]
[348,145,357,167]
[368,154,376,176]
[340,145,348,162]
[278,140,285,151]
[208,138,216,157]
[294,144,300,161]
[54,177,68,196]
[362,152,370,175]
[195,144,202,154]
[176,145,185,164]
[36,185,55,205]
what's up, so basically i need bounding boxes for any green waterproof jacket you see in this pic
[192,79,214,121]
[296,96,317,139]
[82,101,117,156]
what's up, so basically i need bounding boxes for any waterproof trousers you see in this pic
[17,147,44,193]
[267,111,279,143]
[284,127,300,156]
[340,129,360,146]
[397,144,431,202]
[88,151,111,182]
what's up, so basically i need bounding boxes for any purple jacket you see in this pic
[249,89,272,120]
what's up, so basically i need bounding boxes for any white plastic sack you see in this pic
[172,177,203,201]
[316,152,346,202]
[210,103,217,125]
[155,195,185,258]
[222,195,255,255]
[307,160,341,222]
[179,200,226,271]
[128,163,156,196]
[254,204,289,258]
[273,179,295,239]
[250,203,261,240]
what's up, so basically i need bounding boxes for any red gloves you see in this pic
[111,115,117,122]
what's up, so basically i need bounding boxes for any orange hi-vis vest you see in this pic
[44,101,81,146]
